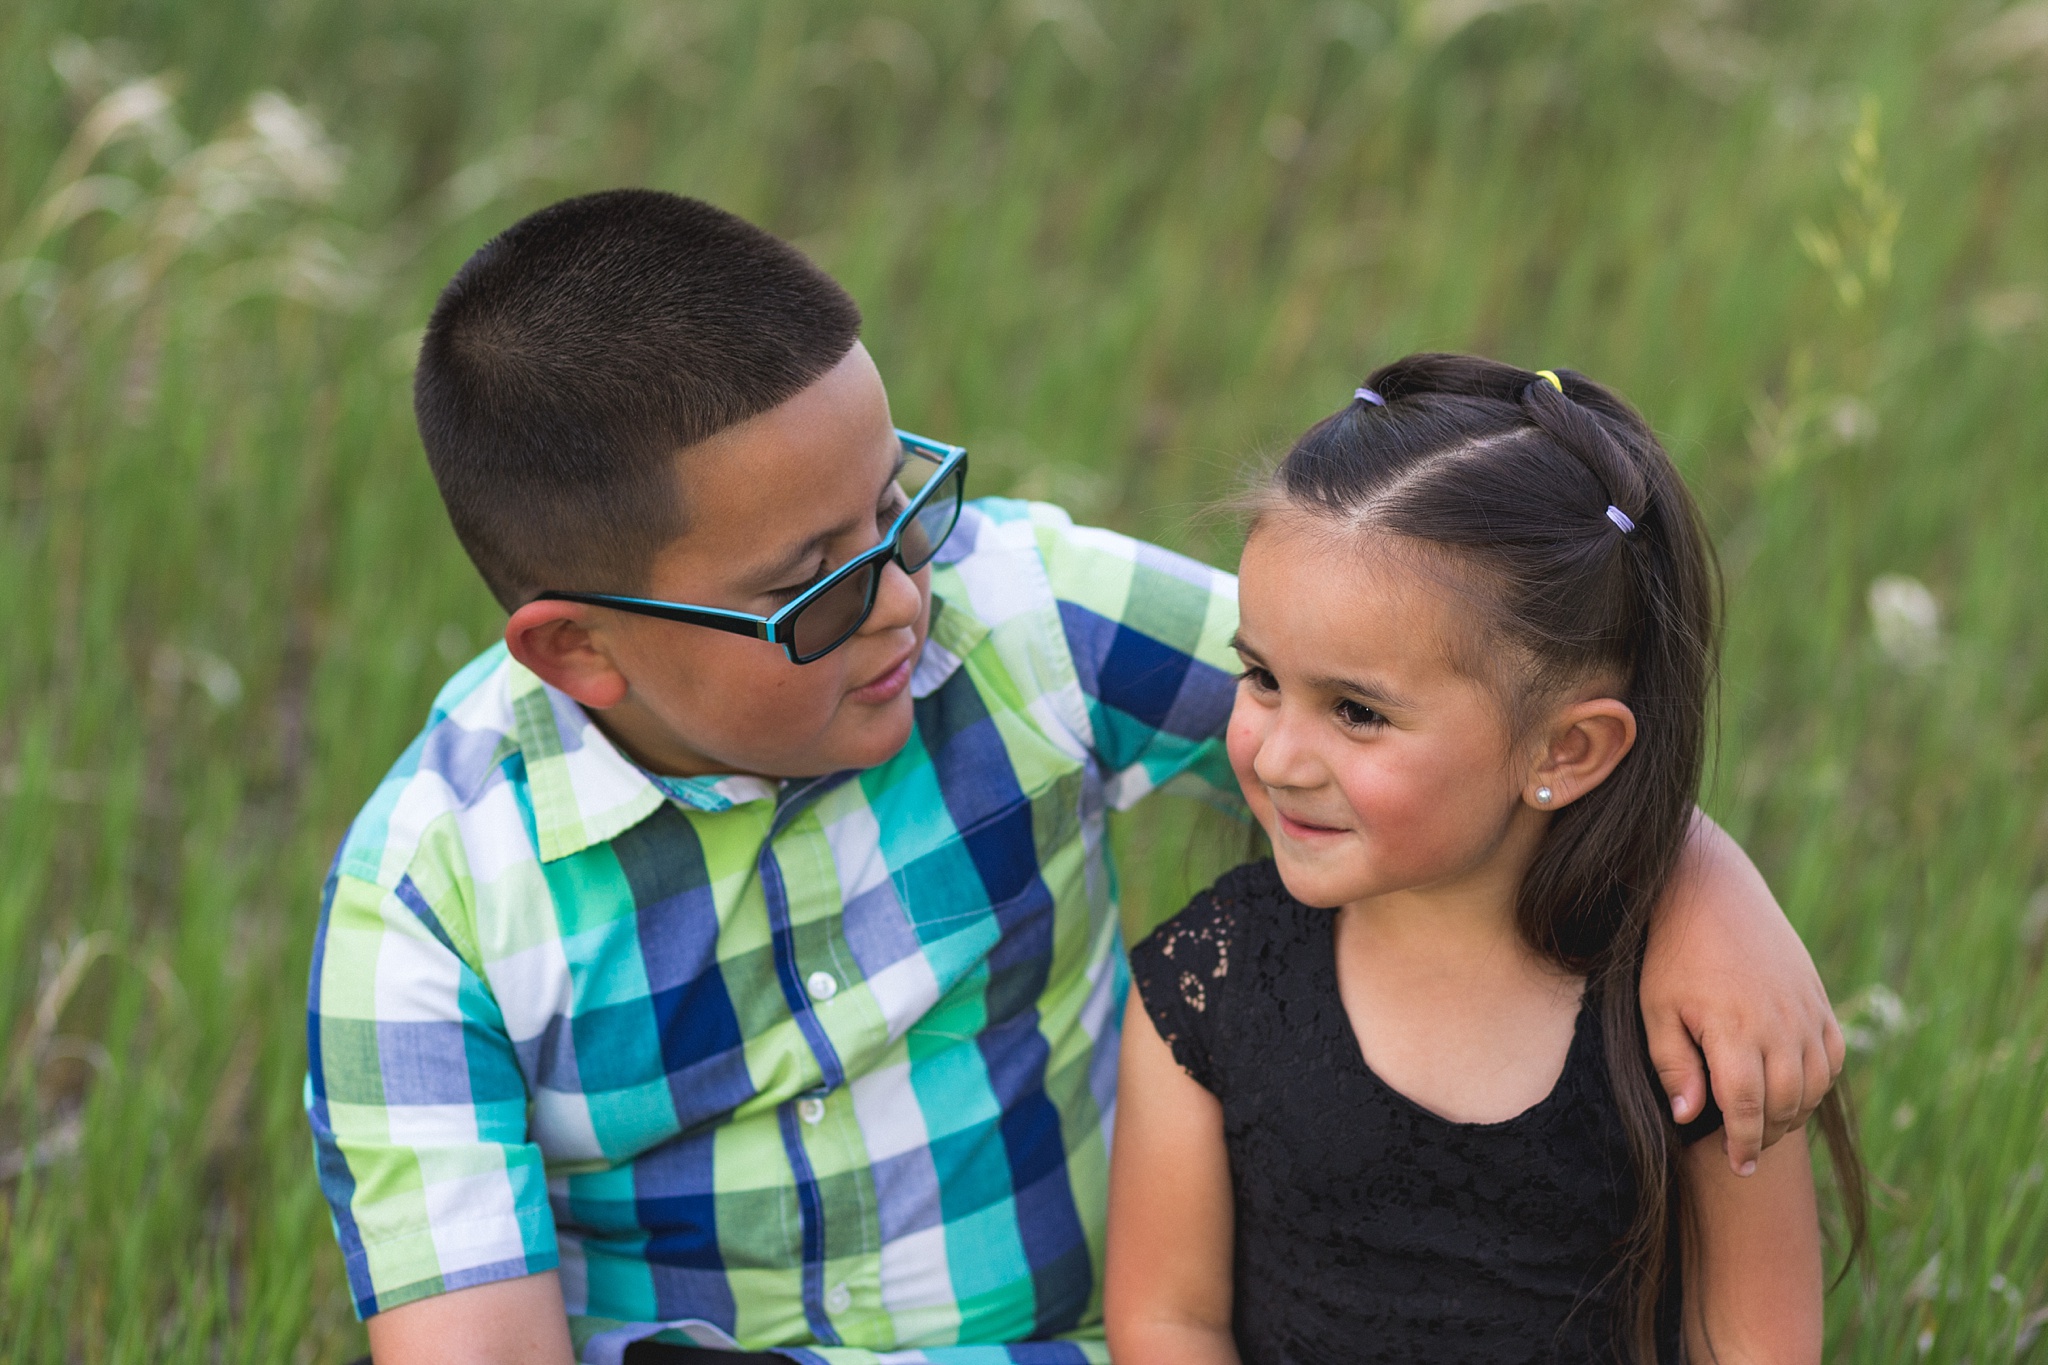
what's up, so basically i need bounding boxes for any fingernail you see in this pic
[1738,1161,1757,1177]
[1672,1096,1691,1120]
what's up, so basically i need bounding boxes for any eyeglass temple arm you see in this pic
[531,591,775,641]
[896,429,964,459]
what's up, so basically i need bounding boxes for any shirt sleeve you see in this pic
[1028,504,1244,812]
[306,847,557,1319]
[1126,887,1237,1095]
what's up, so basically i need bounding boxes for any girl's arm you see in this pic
[1104,995,1240,1365]
[1681,1126,1825,1365]
[1642,813,1846,1174]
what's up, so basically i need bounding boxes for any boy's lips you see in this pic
[847,643,918,703]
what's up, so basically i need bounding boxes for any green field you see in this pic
[2,0,2044,1359]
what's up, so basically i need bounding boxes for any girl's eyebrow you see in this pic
[1307,671,1416,712]
[1231,634,1416,710]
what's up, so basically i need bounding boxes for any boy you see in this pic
[309,190,1842,1364]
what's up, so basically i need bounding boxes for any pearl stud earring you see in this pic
[1535,786,1553,806]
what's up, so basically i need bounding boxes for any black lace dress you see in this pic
[1127,860,1718,1365]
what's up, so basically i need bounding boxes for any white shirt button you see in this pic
[806,970,838,1002]
[798,1096,826,1125]
[825,1282,852,1313]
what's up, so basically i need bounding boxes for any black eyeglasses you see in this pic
[536,431,968,665]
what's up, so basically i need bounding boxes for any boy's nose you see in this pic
[862,558,924,636]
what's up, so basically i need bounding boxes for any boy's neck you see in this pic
[583,699,775,783]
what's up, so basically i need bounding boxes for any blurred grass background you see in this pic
[1,0,2045,1359]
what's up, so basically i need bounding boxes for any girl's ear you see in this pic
[1523,697,1637,811]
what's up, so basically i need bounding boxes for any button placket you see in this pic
[760,778,866,1346]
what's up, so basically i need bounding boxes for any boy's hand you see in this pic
[1641,813,1845,1177]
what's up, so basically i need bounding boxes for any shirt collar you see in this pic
[510,585,990,862]
[507,661,671,862]
[909,591,985,698]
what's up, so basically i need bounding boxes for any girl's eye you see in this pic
[1334,698,1386,729]
[1238,665,1279,693]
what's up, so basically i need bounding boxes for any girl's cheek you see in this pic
[1330,751,1407,834]
[1225,693,1271,813]
[1332,752,1464,864]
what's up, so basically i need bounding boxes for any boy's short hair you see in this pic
[414,189,863,609]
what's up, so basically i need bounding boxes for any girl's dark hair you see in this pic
[1262,353,1865,1361]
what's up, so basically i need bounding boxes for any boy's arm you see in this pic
[1641,813,1846,1175]
[1025,504,1244,812]
[1680,1127,1824,1364]
[366,1272,575,1365]
[308,864,560,1336]
[1104,996,1241,1365]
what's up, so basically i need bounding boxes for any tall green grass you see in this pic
[1,1,2043,1359]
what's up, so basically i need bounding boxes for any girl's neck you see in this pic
[1337,820,1558,986]
[1333,862,1586,1126]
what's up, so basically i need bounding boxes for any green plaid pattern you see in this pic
[306,500,1242,1363]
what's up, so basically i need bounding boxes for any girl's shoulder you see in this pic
[1129,860,1300,1091]
[1133,858,1293,974]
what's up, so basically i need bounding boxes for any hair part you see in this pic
[1261,352,1867,1361]
[414,189,863,609]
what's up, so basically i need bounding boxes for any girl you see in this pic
[1104,355,1863,1364]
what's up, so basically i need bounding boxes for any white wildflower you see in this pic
[150,644,243,709]
[1828,396,1878,445]
[1836,981,1913,1052]
[1868,574,1941,671]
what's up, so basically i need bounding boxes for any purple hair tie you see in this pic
[1606,505,1637,535]
[1354,387,1386,406]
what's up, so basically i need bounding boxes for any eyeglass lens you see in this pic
[787,457,963,662]
[896,460,963,573]
[790,562,880,662]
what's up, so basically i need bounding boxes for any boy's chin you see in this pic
[824,693,918,772]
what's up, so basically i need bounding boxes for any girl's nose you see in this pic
[1250,703,1325,791]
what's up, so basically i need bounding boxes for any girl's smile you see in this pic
[1272,808,1348,839]
[1227,513,1540,916]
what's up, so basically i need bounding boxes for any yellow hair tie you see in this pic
[1535,369,1564,393]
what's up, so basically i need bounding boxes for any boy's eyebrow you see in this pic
[1230,633,1417,711]
[742,449,908,588]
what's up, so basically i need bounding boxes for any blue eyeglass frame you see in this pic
[535,430,968,665]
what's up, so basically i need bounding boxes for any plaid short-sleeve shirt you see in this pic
[306,500,1242,1363]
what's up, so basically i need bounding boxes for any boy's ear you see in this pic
[1523,697,1637,811]
[505,601,632,709]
